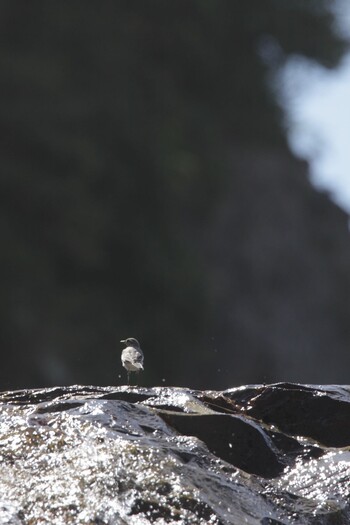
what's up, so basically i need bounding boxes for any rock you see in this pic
[0,383,349,524]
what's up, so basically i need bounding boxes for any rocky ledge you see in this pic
[0,383,350,524]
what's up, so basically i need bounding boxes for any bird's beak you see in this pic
[120,339,126,343]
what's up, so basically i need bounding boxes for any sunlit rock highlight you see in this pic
[0,383,349,524]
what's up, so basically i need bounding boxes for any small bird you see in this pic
[120,337,144,385]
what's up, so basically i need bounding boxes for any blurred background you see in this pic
[1,0,350,391]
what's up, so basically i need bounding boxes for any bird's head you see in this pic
[120,337,140,348]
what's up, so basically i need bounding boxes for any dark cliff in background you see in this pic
[0,1,349,390]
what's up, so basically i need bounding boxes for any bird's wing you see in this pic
[122,347,143,363]
[134,352,143,363]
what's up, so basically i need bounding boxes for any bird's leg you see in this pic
[127,370,130,386]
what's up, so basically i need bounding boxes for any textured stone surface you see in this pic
[0,383,349,524]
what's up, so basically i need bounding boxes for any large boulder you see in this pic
[0,383,349,524]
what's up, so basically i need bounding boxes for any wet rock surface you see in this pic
[0,383,350,524]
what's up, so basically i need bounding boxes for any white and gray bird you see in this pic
[120,337,144,385]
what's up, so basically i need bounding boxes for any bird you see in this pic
[120,337,144,385]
